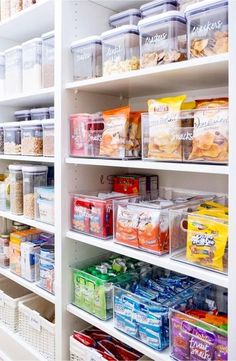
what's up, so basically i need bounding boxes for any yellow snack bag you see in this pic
[196,209,228,220]
[186,213,228,271]
[198,201,228,212]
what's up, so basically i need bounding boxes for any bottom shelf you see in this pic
[67,304,171,361]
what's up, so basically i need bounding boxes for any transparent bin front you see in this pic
[109,9,141,27]
[140,0,178,18]
[5,46,22,95]
[42,31,55,88]
[35,186,54,225]
[22,38,42,92]
[102,25,140,76]
[3,123,21,155]
[42,121,54,157]
[21,122,43,156]
[9,165,23,215]
[139,11,187,68]
[35,253,55,295]
[71,37,102,80]
[31,107,49,120]
[185,0,228,59]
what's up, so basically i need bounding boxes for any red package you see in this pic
[113,175,146,198]
[71,197,90,233]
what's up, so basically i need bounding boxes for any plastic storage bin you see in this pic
[101,25,140,76]
[42,30,55,88]
[139,11,187,68]
[0,127,4,154]
[0,278,32,332]
[22,165,48,219]
[14,110,31,121]
[140,0,178,18]
[0,176,10,211]
[35,186,54,224]
[31,107,49,120]
[22,38,42,92]
[178,0,205,12]
[1,0,11,21]
[18,295,55,360]
[3,122,21,154]
[185,0,228,59]
[9,164,23,215]
[109,9,141,27]
[71,36,102,80]
[37,244,55,294]
[21,120,43,156]
[0,234,10,267]
[0,53,5,98]
[42,120,54,157]
[5,45,22,95]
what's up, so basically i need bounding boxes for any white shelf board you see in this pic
[90,0,149,11]
[67,304,170,361]
[0,0,54,43]
[0,87,54,107]
[66,157,229,175]
[0,267,55,303]
[67,231,228,288]
[0,154,54,163]
[66,54,228,97]
[0,211,55,233]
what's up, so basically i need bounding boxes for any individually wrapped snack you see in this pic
[116,205,139,247]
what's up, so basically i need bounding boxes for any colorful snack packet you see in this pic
[115,205,139,247]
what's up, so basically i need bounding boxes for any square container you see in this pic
[5,45,22,95]
[20,241,40,282]
[0,177,10,212]
[22,38,42,92]
[35,186,54,225]
[109,9,141,27]
[42,30,55,88]
[71,36,102,80]
[21,120,43,156]
[3,122,21,155]
[36,244,55,294]
[139,11,187,68]
[140,0,177,18]
[49,106,54,119]
[0,127,4,154]
[0,53,5,98]
[101,25,140,76]
[42,120,54,157]
[31,107,49,120]
[1,0,11,21]
[14,110,31,121]
[0,234,10,267]
[185,0,228,58]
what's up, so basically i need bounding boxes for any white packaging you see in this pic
[22,38,42,93]
[21,242,40,282]
[5,45,22,95]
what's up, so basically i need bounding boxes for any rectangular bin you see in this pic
[139,11,187,68]
[42,120,54,157]
[109,9,141,27]
[5,46,22,95]
[185,0,228,59]
[35,250,55,295]
[35,186,54,225]
[3,122,21,155]
[21,120,43,156]
[140,0,177,18]
[22,38,42,92]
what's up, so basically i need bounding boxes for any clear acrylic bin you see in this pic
[5,45,22,95]
[36,252,55,295]
[21,120,43,156]
[42,120,54,157]
[71,36,102,80]
[42,30,54,88]
[3,122,21,155]
[140,0,178,18]
[185,0,228,59]
[109,8,141,27]
[35,186,54,225]
[139,11,187,68]
[22,37,42,92]
[101,25,140,76]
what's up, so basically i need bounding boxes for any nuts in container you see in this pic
[42,120,54,157]
[3,122,21,155]
[21,121,43,156]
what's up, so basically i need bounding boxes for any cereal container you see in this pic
[9,165,23,215]
[5,46,22,95]
[21,121,43,156]
[22,166,48,219]
[0,234,10,267]
[14,110,31,121]
[101,25,140,76]
[185,0,228,58]
[22,38,42,92]
[139,11,187,68]
[109,9,141,27]
[42,120,54,157]
[42,31,55,88]
[0,127,4,154]
[22,0,36,9]
[3,122,21,155]
[0,53,5,98]
[10,0,22,16]
[30,107,49,120]
[1,0,11,21]
[140,0,178,18]
[71,36,102,80]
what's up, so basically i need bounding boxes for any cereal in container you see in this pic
[42,120,54,157]
[9,165,23,215]
[3,122,21,155]
[21,120,43,156]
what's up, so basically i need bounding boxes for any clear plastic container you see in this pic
[21,120,43,156]
[5,45,22,95]
[10,0,22,16]
[71,36,102,80]
[3,122,21,154]
[1,0,11,21]
[0,127,4,154]
[49,106,54,119]
[22,38,42,92]
[9,165,23,215]
[185,0,228,59]
[37,244,55,294]
[0,234,10,267]
[14,109,31,121]
[0,53,5,98]
[22,165,48,219]
[139,11,187,68]
[178,0,205,12]
[0,177,10,211]
[101,25,140,76]
[42,120,54,157]
[109,9,141,27]
[42,30,55,88]
[140,0,178,18]
[31,107,49,120]
[35,186,54,224]
[22,0,36,9]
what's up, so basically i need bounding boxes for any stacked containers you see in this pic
[42,31,55,88]
[42,120,54,157]
[5,46,22,95]
[109,9,142,27]
[0,53,5,98]
[3,122,21,154]
[31,107,49,120]
[21,121,43,156]
[9,165,23,215]
[22,38,42,92]
[140,0,178,17]
[14,110,31,121]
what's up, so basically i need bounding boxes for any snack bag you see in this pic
[147,95,186,160]
[188,98,228,163]
[115,205,139,247]
[126,112,142,158]
[186,213,228,271]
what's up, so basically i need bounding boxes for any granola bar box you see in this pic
[139,11,187,68]
[185,0,228,59]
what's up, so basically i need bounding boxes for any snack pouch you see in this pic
[186,213,228,271]
[147,95,186,161]
[115,205,139,247]
[171,315,191,360]
[126,112,142,158]
[190,327,216,361]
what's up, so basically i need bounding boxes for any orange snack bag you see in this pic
[115,205,139,247]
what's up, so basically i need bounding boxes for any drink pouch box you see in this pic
[113,175,146,198]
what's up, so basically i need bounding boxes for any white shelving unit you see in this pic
[0,1,235,361]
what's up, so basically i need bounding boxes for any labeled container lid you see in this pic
[4,45,22,54]
[185,0,228,16]
[41,30,55,40]
[9,164,23,171]
[109,8,141,25]
[22,37,42,47]
[138,10,186,27]
[71,36,102,49]
[101,24,139,39]
[140,0,177,12]
[22,165,48,173]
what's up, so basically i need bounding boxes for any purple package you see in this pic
[39,232,54,244]
[214,333,228,360]
[190,327,215,361]
[171,315,192,360]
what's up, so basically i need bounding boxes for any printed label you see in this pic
[106,45,121,62]
[192,20,223,38]
[29,311,41,331]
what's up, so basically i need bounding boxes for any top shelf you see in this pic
[66,54,228,97]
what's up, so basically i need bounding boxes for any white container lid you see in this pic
[41,30,55,40]
[42,119,54,126]
[4,45,22,54]
[2,121,22,128]
[22,165,48,172]
[22,37,42,47]
[20,120,43,127]
[9,164,23,171]
[109,8,141,22]
[140,0,177,12]
[138,10,186,27]
[185,0,228,16]
[31,107,49,113]
[101,24,139,39]
[15,110,31,115]
[71,36,102,49]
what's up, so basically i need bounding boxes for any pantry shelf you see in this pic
[0,87,54,107]
[66,54,228,97]
[0,155,54,163]
[67,304,171,361]
[0,211,55,233]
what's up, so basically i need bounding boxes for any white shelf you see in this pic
[0,267,55,303]
[66,54,228,97]
[0,155,54,163]
[66,157,229,175]
[90,0,149,11]
[0,0,54,43]
[0,211,55,233]
[67,231,228,288]
[67,304,170,361]
[0,87,54,107]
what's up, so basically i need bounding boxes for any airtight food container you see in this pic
[14,110,31,121]
[31,107,49,120]
[140,0,178,18]
[22,37,42,92]
[3,122,21,155]
[42,30,55,88]
[109,9,141,27]
[21,120,43,156]
[42,120,54,157]
[5,45,22,95]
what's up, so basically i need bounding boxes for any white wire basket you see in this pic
[18,295,55,360]
[0,277,32,332]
